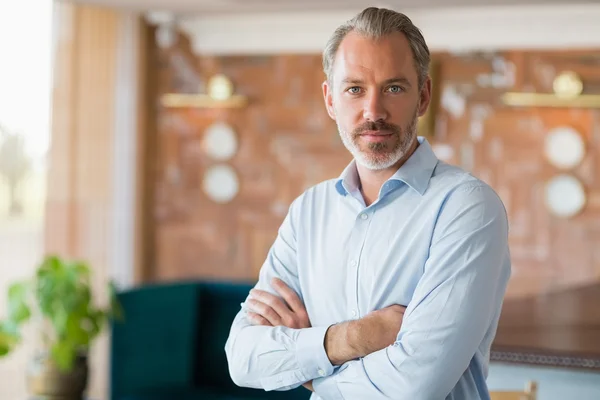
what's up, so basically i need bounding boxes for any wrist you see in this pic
[346,318,366,358]
[324,321,363,365]
[324,323,347,365]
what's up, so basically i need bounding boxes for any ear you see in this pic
[418,76,432,117]
[322,80,336,120]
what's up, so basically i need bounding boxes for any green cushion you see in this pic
[195,282,253,389]
[193,282,309,400]
[111,282,200,397]
[111,281,310,400]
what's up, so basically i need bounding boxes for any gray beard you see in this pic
[337,110,419,171]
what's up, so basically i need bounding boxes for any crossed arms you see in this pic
[225,183,511,399]
[242,277,406,392]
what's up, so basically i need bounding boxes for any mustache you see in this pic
[352,120,400,136]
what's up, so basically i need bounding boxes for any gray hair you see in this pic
[323,7,430,89]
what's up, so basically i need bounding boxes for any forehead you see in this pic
[332,31,417,83]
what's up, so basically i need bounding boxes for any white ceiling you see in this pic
[73,0,598,15]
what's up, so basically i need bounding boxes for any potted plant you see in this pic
[0,254,123,399]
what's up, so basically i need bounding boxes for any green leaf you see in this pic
[0,333,15,355]
[38,255,62,276]
[87,310,105,340]
[0,321,20,357]
[51,340,75,372]
[0,334,11,356]
[51,307,69,339]
[0,343,9,356]
[8,282,27,300]
[71,261,90,279]
[8,282,31,323]
[65,313,89,347]
[0,331,11,352]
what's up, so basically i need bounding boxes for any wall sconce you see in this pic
[162,74,248,108]
[501,71,600,108]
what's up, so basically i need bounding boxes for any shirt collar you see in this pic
[335,136,439,197]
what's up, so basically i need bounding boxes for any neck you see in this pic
[357,139,419,206]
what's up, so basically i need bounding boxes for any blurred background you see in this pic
[1,0,599,399]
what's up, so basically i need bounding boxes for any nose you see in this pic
[363,92,387,122]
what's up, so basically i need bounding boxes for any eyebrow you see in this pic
[341,77,413,88]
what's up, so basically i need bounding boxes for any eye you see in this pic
[387,85,404,93]
[347,86,362,94]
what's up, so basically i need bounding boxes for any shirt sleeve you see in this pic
[225,196,335,391]
[313,182,512,400]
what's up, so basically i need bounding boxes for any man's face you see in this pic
[323,31,431,170]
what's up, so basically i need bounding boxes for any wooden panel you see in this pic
[133,18,155,284]
[150,33,600,369]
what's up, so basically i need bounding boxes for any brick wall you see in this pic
[151,36,600,302]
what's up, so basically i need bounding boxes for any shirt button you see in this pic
[350,260,357,267]
[351,309,358,317]
[360,213,368,220]
[318,369,326,377]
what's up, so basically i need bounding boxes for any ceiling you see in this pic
[73,0,597,15]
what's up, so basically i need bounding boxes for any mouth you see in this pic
[359,130,394,143]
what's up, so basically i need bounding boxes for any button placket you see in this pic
[349,208,374,321]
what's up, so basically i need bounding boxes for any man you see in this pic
[225,7,511,400]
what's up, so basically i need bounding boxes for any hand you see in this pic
[245,278,311,329]
[245,279,314,391]
[324,304,406,365]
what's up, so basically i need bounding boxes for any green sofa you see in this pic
[110,281,310,400]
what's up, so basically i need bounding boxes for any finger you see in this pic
[250,288,293,318]
[271,278,305,314]
[247,311,272,326]
[246,298,283,326]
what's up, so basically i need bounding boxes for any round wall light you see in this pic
[544,126,585,170]
[203,122,238,161]
[203,164,239,203]
[544,174,586,218]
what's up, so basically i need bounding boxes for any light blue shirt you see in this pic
[225,137,511,400]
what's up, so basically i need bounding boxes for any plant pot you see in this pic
[25,350,89,400]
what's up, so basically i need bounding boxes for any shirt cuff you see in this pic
[295,325,335,380]
[313,373,344,400]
